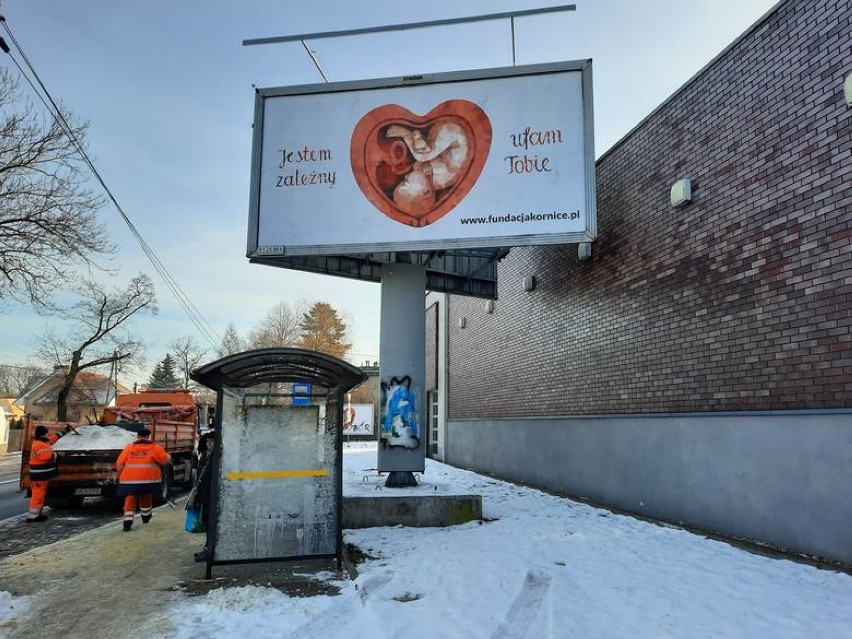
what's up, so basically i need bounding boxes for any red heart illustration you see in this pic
[350,100,492,227]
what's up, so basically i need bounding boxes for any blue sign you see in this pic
[292,382,312,406]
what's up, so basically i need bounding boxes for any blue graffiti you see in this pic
[381,376,419,449]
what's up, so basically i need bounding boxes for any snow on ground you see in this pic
[52,424,136,451]
[0,591,30,625]
[168,443,852,639]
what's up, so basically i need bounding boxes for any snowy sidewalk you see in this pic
[166,444,852,638]
[3,443,852,638]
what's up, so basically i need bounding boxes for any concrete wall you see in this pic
[447,410,852,565]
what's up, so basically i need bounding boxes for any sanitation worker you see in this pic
[26,424,58,523]
[46,424,74,444]
[115,426,171,532]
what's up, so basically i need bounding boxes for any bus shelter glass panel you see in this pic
[214,385,339,562]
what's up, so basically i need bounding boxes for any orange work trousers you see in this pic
[122,494,153,524]
[28,480,48,519]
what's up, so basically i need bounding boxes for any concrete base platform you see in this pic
[343,494,482,529]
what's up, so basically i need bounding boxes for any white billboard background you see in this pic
[254,67,590,253]
[343,403,375,435]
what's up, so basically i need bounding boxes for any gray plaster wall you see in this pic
[446,411,852,566]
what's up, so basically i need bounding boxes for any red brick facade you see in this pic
[447,0,852,418]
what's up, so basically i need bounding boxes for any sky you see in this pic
[0,0,780,389]
[4,442,852,637]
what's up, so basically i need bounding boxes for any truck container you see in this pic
[19,389,199,508]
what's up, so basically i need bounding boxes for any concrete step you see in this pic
[343,494,482,529]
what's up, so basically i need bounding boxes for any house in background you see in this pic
[15,366,129,423]
[0,398,25,454]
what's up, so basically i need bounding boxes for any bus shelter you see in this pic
[191,348,367,579]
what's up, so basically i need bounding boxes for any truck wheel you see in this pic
[154,466,173,507]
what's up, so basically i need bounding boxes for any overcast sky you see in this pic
[0,0,778,389]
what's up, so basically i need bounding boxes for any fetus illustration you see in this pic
[351,100,492,227]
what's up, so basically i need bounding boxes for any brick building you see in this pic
[426,0,852,565]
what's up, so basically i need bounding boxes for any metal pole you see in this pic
[243,5,576,46]
[511,16,516,67]
[301,40,329,82]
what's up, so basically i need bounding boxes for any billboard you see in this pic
[342,403,375,435]
[247,61,596,257]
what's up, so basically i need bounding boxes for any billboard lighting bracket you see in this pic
[243,4,576,75]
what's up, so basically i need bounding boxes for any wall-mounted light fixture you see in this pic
[486,299,495,313]
[523,276,536,292]
[458,317,467,329]
[578,242,592,261]
[670,178,692,208]
[845,73,852,107]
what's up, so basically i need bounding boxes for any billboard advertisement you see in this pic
[248,61,596,257]
[342,403,375,435]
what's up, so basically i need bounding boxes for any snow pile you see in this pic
[0,590,30,625]
[166,444,852,639]
[52,424,137,451]
[175,586,338,638]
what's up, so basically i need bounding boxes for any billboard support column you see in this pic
[378,261,426,486]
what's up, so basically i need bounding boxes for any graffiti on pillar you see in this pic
[380,376,419,449]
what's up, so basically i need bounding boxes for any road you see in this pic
[0,453,25,521]
[0,452,187,558]
[0,480,25,521]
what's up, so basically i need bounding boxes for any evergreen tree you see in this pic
[148,354,180,389]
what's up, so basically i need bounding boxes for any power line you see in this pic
[0,16,221,350]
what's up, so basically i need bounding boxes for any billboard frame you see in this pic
[246,60,596,259]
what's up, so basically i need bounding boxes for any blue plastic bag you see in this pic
[184,506,205,533]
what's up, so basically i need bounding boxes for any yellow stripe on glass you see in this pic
[225,469,329,480]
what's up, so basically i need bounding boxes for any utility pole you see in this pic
[106,351,118,409]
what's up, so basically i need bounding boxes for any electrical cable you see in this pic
[0,16,221,350]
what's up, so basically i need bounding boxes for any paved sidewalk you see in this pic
[0,505,200,639]
[0,502,348,639]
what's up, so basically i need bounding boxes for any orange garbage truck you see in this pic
[19,389,199,508]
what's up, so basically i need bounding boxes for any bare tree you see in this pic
[169,335,208,388]
[248,300,305,349]
[298,301,351,359]
[36,274,157,421]
[0,363,46,397]
[0,68,112,308]
[217,323,244,358]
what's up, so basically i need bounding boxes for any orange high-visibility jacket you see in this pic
[116,438,171,486]
[29,438,58,481]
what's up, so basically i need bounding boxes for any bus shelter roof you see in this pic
[191,348,367,392]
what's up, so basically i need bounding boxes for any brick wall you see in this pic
[448,0,852,418]
[426,302,438,392]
